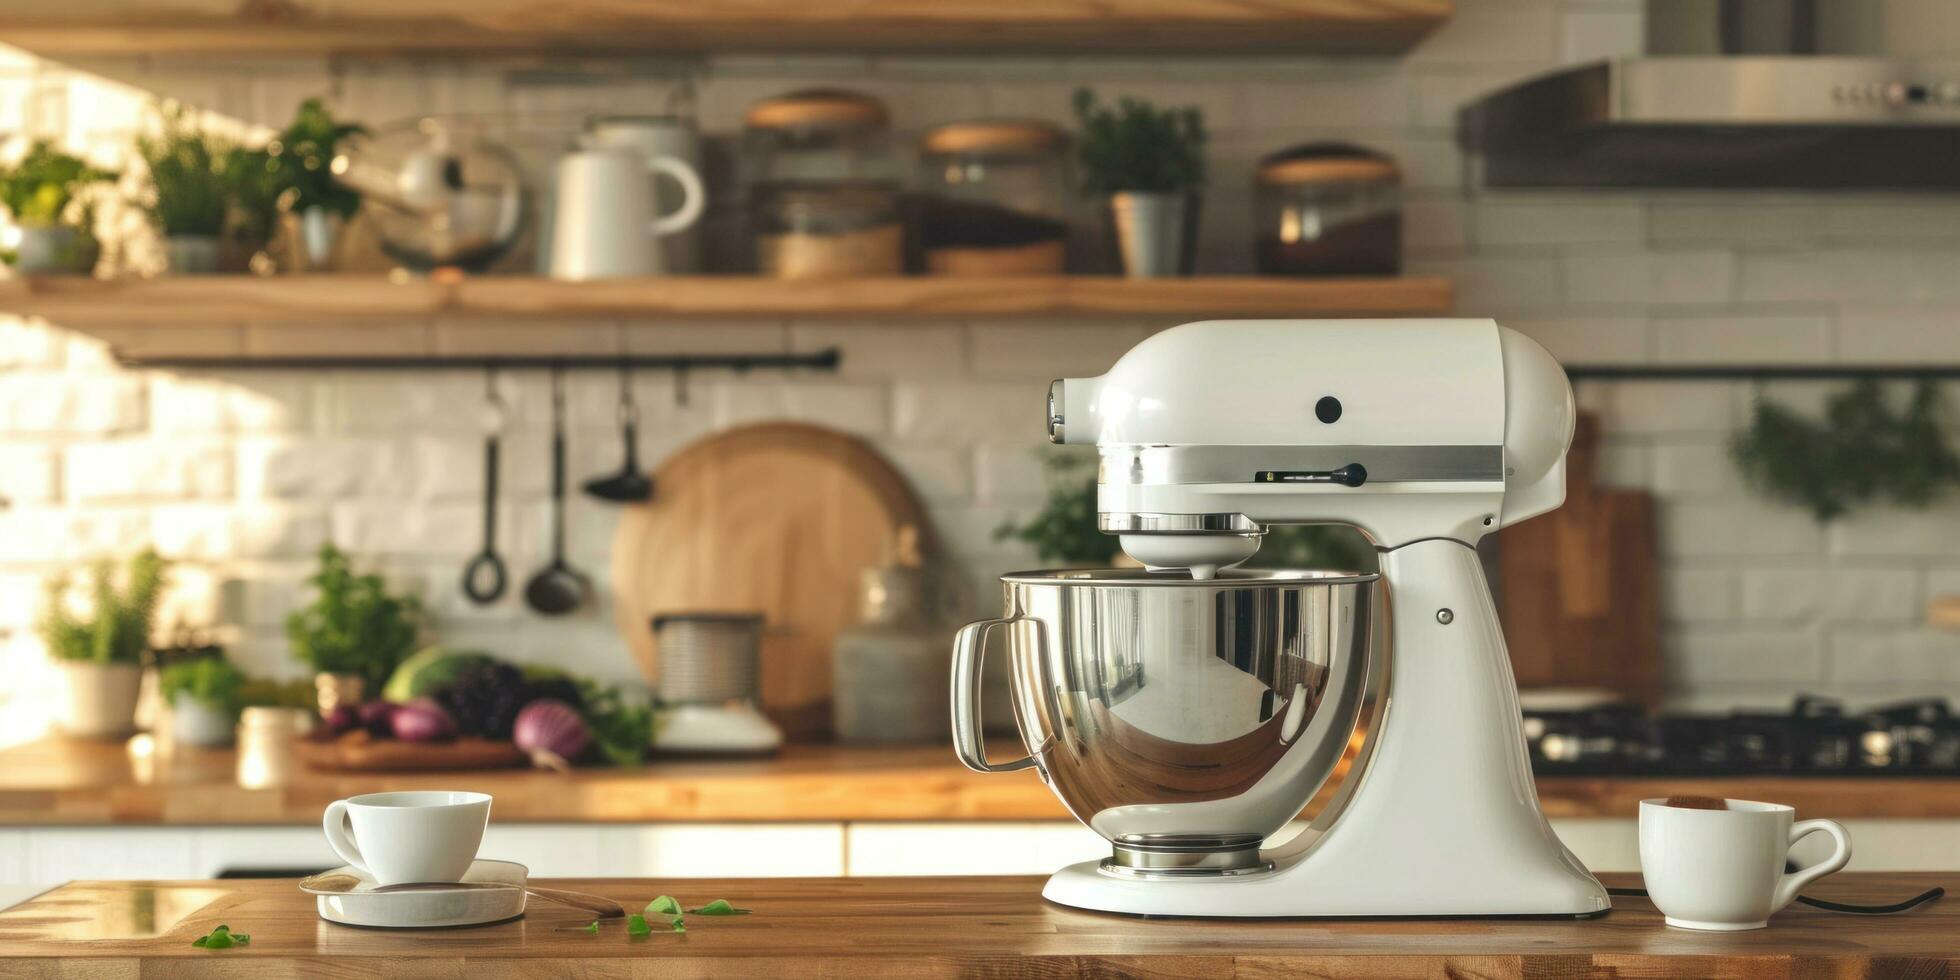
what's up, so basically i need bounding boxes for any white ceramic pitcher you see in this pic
[547,146,704,280]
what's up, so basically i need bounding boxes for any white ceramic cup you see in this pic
[1638,798,1851,931]
[547,147,705,280]
[322,791,492,886]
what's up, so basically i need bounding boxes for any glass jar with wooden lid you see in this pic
[745,88,904,278]
[916,120,1069,276]
[1253,142,1401,276]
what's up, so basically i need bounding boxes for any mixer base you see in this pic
[1103,835,1272,878]
[1044,856,1612,918]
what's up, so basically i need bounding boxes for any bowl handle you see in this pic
[950,617,1036,773]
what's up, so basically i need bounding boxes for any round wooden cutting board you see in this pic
[611,422,928,740]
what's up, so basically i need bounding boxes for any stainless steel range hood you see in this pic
[1458,0,1960,189]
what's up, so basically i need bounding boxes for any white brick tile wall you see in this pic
[1563,249,1736,306]
[5,0,1960,717]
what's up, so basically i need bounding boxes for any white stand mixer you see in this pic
[956,318,1610,918]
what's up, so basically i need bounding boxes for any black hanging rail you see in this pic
[116,349,843,372]
[1565,363,1960,382]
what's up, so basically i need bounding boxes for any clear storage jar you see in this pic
[916,120,1069,275]
[1253,142,1402,276]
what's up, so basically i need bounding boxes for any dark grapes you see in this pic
[438,661,530,739]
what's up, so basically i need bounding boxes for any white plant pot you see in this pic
[53,661,143,739]
[168,691,236,748]
[165,234,222,275]
[1108,191,1198,279]
[13,225,100,275]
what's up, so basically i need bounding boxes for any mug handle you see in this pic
[645,157,705,237]
[321,799,371,877]
[950,616,1035,773]
[1771,818,1852,912]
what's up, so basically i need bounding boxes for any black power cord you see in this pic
[1606,886,1945,915]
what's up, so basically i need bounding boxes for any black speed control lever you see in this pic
[1255,463,1367,487]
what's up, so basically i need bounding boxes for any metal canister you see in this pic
[653,613,764,705]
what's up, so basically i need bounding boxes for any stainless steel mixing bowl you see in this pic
[952,568,1377,875]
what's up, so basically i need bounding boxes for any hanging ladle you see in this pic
[524,365,590,616]
[582,361,653,503]
[461,366,509,605]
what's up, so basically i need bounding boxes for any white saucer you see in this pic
[302,859,529,928]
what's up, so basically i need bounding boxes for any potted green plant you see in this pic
[159,656,247,747]
[0,141,116,275]
[270,98,366,271]
[1071,88,1207,278]
[137,107,235,274]
[222,145,284,274]
[286,543,422,714]
[38,551,168,738]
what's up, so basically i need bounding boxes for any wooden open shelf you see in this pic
[0,0,1452,57]
[1,274,1453,322]
[2,275,1451,366]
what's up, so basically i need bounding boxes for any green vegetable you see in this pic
[191,936,206,947]
[670,917,686,934]
[626,913,651,937]
[269,98,366,218]
[160,657,247,718]
[645,895,682,917]
[39,551,168,665]
[381,647,495,702]
[578,681,654,767]
[286,544,423,693]
[0,140,115,230]
[583,921,600,935]
[1071,88,1207,195]
[689,899,751,915]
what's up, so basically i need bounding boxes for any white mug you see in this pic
[548,147,705,280]
[1638,798,1851,931]
[322,791,492,886]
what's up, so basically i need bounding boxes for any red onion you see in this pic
[321,704,358,735]
[513,699,589,771]
[391,698,457,742]
[357,700,397,737]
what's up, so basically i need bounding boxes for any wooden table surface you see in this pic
[0,873,1954,977]
[6,735,1960,825]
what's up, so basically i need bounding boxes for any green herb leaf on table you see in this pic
[583,921,599,935]
[645,895,682,917]
[689,899,751,915]
[626,914,651,937]
[191,924,246,949]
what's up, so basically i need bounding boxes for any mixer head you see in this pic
[1046,318,1575,573]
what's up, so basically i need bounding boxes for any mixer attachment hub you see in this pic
[1103,835,1274,878]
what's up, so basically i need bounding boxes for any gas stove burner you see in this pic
[1522,695,1960,777]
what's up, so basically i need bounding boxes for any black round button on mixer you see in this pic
[1314,396,1342,424]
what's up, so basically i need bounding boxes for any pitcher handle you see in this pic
[646,157,706,237]
[950,616,1035,773]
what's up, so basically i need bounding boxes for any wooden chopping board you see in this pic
[292,732,525,772]
[1496,411,1662,707]
[611,422,929,741]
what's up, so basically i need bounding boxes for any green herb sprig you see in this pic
[577,681,654,767]
[191,924,249,948]
[270,98,366,218]
[994,452,1120,566]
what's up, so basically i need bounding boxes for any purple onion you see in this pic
[357,700,397,737]
[321,704,359,735]
[512,699,589,771]
[390,698,457,742]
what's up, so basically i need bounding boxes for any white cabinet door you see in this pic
[626,824,846,878]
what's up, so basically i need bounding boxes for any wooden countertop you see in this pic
[6,736,1960,825]
[1,873,1954,976]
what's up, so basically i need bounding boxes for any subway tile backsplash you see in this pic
[2,0,1960,730]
